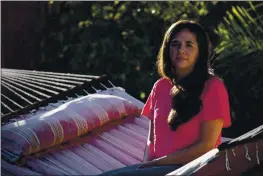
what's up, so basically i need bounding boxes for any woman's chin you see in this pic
[175,62,189,70]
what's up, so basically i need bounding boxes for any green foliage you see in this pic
[39,1,215,101]
[213,2,263,136]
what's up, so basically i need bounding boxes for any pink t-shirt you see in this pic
[141,76,231,159]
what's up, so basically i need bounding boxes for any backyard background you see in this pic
[2,1,263,138]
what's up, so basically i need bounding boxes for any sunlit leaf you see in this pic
[140,92,146,99]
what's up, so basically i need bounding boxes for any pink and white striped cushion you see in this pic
[10,116,146,175]
[1,94,141,161]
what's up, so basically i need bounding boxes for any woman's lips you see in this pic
[176,56,187,61]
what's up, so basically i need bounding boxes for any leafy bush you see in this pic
[39,1,216,101]
[214,2,263,136]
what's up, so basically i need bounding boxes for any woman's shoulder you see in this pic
[203,74,227,95]
[154,77,173,89]
[206,75,225,87]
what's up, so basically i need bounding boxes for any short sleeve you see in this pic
[141,84,156,121]
[202,78,232,128]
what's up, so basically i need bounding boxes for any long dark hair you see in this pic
[157,20,213,131]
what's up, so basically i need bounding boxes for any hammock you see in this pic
[167,125,263,175]
[1,69,262,176]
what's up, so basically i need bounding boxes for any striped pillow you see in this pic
[1,94,141,162]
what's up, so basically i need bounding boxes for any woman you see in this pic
[99,20,231,176]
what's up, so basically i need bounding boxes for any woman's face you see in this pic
[170,28,199,74]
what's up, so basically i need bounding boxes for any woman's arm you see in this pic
[140,118,224,167]
[143,120,154,162]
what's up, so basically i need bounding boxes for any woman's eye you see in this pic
[171,43,180,47]
[187,44,193,48]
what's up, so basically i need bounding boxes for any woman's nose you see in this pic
[178,47,185,54]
